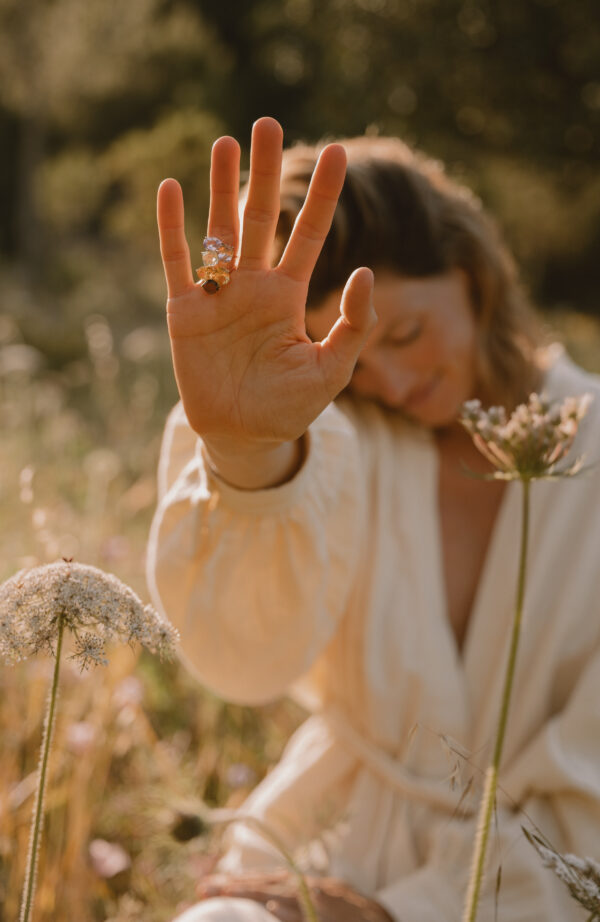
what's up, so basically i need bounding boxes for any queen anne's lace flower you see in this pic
[461,390,595,922]
[0,560,178,667]
[460,392,592,480]
[1,560,179,922]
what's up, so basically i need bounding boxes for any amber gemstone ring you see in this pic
[196,237,234,294]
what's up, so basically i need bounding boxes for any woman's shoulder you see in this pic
[541,345,600,460]
[542,344,600,401]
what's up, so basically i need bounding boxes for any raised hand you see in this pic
[157,117,375,464]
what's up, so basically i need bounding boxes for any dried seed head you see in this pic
[0,560,178,667]
[524,829,600,915]
[459,392,593,480]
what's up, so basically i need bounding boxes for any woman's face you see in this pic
[306,269,479,428]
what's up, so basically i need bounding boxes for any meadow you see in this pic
[1,0,598,916]
[1,303,599,921]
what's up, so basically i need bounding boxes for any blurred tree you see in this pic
[0,0,220,280]
[190,0,599,306]
[0,0,598,333]
[188,0,598,161]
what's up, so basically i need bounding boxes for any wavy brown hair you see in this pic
[272,136,542,409]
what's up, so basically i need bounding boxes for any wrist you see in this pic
[202,434,307,490]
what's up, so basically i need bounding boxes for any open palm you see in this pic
[157,117,375,452]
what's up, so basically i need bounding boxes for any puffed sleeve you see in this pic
[146,402,364,705]
[376,640,600,922]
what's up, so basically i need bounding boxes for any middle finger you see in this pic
[238,117,284,271]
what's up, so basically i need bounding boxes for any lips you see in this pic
[404,374,440,410]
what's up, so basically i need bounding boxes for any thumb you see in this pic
[319,267,377,395]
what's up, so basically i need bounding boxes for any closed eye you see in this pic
[390,323,422,347]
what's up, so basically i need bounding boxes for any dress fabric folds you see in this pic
[148,350,600,922]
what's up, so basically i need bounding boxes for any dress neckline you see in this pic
[428,434,518,651]
[426,350,566,671]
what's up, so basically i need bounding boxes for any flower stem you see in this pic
[209,811,320,922]
[236,815,319,922]
[20,613,65,922]
[462,479,531,922]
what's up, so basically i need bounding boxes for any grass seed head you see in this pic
[524,829,600,916]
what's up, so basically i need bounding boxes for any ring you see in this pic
[196,236,234,294]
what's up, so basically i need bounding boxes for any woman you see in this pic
[148,117,600,921]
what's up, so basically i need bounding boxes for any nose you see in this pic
[353,358,417,409]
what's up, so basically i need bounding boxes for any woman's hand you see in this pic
[196,870,396,922]
[157,117,375,458]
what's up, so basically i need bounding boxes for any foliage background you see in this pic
[0,0,599,919]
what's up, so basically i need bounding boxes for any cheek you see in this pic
[418,326,458,371]
[410,326,445,365]
[445,315,478,368]
[430,319,478,400]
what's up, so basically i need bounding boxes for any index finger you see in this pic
[157,178,194,299]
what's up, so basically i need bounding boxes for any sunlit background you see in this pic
[1,0,599,918]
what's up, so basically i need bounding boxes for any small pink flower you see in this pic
[89,839,131,879]
[65,720,97,754]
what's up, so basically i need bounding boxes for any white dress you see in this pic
[147,350,600,922]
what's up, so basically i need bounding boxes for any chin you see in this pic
[404,398,461,429]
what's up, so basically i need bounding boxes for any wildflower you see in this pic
[112,675,144,708]
[459,392,592,480]
[0,560,178,667]
[65,720,97,755]
[226,762,258,790]
[89,838,132,879]
[105,894,146,922]
[0,560,178,922]
[460,391,593,922]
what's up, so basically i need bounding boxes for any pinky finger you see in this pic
[157,178,194,299]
